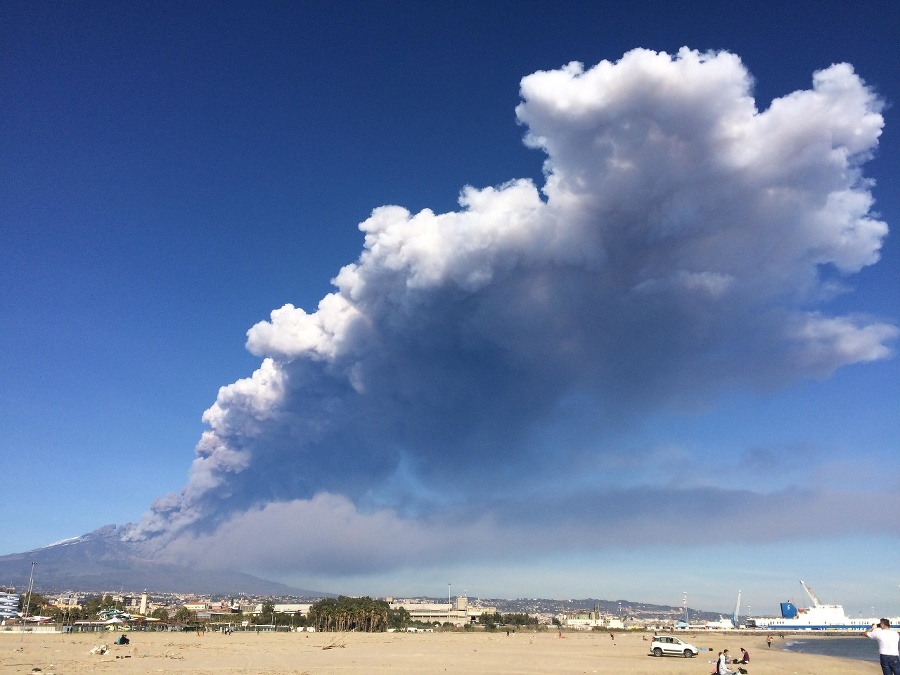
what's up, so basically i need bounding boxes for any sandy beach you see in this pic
[0,630,879,675]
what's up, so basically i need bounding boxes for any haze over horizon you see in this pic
[3,2,898,616]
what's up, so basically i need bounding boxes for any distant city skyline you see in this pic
[0,583,745,623]
[2,1,898,615]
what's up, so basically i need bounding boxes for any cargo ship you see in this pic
[746,581,899,631]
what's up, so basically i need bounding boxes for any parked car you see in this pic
[650,634,698,657]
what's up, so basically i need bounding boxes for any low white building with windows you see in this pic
[274,603,313,616]
[388,596,496,627]
[561,610,625,630]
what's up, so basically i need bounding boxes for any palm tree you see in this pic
[309,597,392,632]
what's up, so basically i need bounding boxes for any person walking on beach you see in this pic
[766,634,773,648]
[865,618,900,675]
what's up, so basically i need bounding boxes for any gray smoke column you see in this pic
[125,48,896,571]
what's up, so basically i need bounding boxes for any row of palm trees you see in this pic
[309,596,403,632]
[479,611,540,629]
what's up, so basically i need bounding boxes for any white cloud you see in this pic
[789,312,898,369]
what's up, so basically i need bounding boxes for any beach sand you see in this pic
[0,630,878,674]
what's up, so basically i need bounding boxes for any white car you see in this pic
[650,634,698,657]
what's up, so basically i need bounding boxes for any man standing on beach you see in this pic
[865,619,900,675]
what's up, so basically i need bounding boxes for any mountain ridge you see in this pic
[0,525,329,597]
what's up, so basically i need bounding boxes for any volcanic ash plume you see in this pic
[124,48,896,573]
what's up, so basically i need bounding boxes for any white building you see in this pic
[561,610,625,630]
[274,603,313,616]
[53,594,81,609]
[0,593,20,618]
[388,596,496,627]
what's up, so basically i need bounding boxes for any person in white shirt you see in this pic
[865,618,900,675]
[717,649,736,675]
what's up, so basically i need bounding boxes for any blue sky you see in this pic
[2,1,898,615]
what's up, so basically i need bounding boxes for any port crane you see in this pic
[800,580,821,607]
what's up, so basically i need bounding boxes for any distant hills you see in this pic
[0,528,725,620]
[0,525,327,597]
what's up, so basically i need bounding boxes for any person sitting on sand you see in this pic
[717,649,737,675]
[732,647,749,663]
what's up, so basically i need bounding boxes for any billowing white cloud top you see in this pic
[126,48,897,577]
